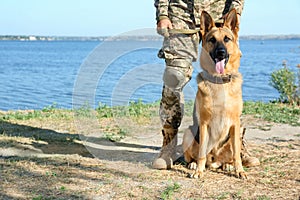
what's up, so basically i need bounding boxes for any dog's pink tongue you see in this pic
[215,59,225,74]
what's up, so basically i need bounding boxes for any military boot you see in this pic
[241,128,260,167]
[153,125,178,170]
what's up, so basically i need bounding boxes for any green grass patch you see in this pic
[96,99,159,119]
[104,129,127,142]
[243,101,300,126]
[32,195,43,200]
[257,195,271,200]
[1,101,299,127]
[160,182,181,200]
[184,100,194,116]
[74,103,95,118]
[1,103,72,121]
[59,186,66,191]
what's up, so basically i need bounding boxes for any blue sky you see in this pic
[1,0,299,36]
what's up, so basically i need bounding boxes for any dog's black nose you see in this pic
[216,47,226,59]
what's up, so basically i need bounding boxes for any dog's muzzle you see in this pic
[210,47,229,74]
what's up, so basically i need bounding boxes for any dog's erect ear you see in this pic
[200,11,215,36]
[224,9,239,34]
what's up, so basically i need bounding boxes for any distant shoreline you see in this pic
[0,34,300,41]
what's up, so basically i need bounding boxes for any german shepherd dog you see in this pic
[182,9,247,179]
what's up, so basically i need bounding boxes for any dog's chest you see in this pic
[203,82,242,142]
[199,79,243,121]
[212,84,240,112]
[211,87,239,130]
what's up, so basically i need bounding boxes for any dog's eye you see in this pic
[224,36,231,43]
[209,37,216,44]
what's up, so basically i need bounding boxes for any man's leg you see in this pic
[153,59,193,169]
[153,21,200,169]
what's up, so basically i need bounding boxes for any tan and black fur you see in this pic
[182,9,247,179]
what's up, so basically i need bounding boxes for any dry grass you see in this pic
[0,110,299,200]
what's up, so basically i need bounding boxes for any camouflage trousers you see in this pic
[159,30,200,129]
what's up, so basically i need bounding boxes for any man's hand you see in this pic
[157,18,173,29]
[157,18,173,37]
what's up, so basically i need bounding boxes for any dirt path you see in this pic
[0,115,299,199]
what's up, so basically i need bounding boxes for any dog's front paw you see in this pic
[189,170,204,179]
[235,170,247,180]
[210,162,222,169]
[187,162,197,170]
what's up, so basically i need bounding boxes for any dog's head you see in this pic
[200,9,241,75]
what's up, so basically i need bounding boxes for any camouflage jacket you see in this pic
[154,0,244,25]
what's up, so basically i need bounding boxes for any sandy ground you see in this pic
[0,114,299,200]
